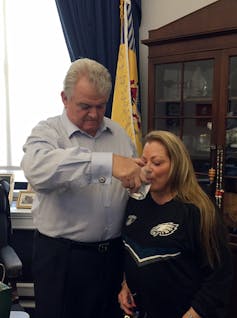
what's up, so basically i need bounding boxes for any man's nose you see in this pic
[88,107,99,117]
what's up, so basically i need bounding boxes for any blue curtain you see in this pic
[55,0,141,117]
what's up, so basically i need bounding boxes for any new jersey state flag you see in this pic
[112,0,142,156]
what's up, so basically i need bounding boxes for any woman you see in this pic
[119,130,233,318]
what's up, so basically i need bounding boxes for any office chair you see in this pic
[0,179,24,311]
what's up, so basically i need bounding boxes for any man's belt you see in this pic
[36,230,122,253]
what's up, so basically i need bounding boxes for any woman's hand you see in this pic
[118,281,136,316]
[182,307,202,318]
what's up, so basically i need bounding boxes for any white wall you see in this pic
[139,0,219,133]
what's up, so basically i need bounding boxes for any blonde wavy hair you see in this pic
[145,130,221,267]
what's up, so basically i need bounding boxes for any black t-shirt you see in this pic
[122,194,232,318]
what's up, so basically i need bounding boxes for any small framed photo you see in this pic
[0,173,15,203]
[17,191,35,209]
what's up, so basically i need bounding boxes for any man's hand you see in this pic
[112,154,144,193]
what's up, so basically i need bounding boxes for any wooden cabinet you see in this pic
[142,1,237,316]
[142,0,237,230]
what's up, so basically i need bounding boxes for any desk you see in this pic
[10,207,34,230]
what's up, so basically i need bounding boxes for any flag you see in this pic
[112,0,143,155]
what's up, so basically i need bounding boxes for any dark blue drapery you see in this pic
[55,0,141,117]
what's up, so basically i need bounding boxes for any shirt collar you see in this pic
[61,109,113,138]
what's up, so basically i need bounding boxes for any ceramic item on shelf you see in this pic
[198,133,210,152]
[190,66,208,97]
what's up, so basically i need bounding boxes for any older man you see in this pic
[21,58,143,318]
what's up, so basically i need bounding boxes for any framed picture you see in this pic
[17,191,35,209]
[0,173,15,203]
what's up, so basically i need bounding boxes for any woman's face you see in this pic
[142,140,171,194]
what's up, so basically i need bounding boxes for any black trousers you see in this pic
[32,231,124,318]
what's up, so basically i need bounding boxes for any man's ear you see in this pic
[61,91,68,105]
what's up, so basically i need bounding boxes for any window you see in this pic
[0,0,70,180]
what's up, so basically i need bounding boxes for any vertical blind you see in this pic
[0,0,70,180]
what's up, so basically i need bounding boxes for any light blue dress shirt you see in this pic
[21,110,137,242]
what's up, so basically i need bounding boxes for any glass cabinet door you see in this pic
[155,59,214,177]
[224,56,237,233]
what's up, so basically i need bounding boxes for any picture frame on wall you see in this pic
[17,191,35,209]
[0,173,15,203]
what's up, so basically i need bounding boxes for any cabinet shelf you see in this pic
[184,97,212,103]
[224,175,237,179]
[156,98,212,103]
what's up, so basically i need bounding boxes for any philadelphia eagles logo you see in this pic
[150,222,179,237]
